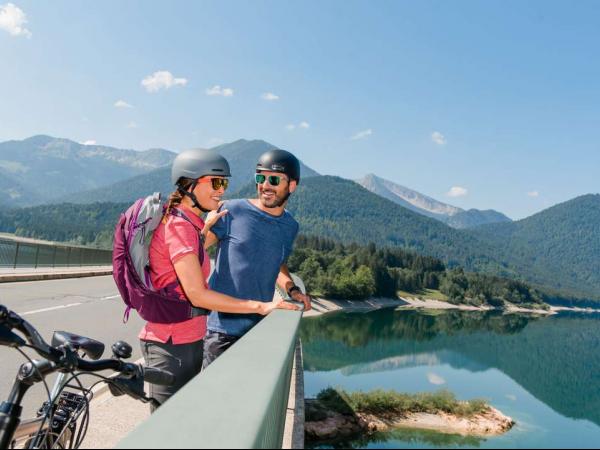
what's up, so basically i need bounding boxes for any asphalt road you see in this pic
[0,276,144,416]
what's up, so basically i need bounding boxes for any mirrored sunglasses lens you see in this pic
[211,179,229,190]
[268,176,281,186]
[255,174,266,184]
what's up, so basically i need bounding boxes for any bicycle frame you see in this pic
[9,370,81,449]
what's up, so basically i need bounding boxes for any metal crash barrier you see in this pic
[0,236,112,268]
[117,309,303,449]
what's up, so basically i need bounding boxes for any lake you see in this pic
[300,308,600,449]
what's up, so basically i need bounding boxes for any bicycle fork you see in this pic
[0,359,56,449]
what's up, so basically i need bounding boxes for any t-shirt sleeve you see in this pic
[164,217,200,264]
[210,203,231,241]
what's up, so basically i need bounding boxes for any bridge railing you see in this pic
[0,236,112,269]
[117,309,303,449]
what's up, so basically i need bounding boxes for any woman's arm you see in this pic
[202,207,226,249]
[174,254,297,315]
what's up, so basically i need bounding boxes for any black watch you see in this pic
[287,286,302,297]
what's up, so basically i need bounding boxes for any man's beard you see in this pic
[259,188,290,208]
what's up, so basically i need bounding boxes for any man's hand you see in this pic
[291,290,312,312]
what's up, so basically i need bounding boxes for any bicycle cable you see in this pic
[16,346,57,449]
[48,372,118,449]
[46,372,89,450]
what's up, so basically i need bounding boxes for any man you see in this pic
[202,149,312,368]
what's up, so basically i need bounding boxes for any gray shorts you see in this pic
[140,338,204,411]
[202,331,239,370]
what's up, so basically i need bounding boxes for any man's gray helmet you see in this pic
[171,149,231,186]
[256,149,301,184]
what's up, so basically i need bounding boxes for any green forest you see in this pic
[1,185,599,306]
[289,235,559,308]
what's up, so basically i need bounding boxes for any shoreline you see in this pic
[304,296,600,318]
[305,400,515,442]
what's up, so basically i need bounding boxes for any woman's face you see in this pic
[193,176,228,211]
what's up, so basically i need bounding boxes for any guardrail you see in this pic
[117,309,303,449]
[0,236,112,268]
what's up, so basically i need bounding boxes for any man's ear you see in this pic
[289,180,298,194]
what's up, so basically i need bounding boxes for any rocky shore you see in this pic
[305,398,515,443]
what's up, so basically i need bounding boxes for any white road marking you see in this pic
[17,294,120,316]
[21,303,83,316]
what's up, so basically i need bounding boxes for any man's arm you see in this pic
[277,264,312,311]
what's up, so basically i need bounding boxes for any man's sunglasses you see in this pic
[198,177,229,191]
[255,174,286,186]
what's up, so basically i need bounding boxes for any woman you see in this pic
[140,148,296,409]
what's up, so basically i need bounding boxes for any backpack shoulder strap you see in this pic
[168,208,206,262]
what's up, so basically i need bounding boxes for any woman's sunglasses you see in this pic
[198,177,229,191]
[255,174,286,186]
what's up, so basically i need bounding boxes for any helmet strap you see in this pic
[178,182,211,213]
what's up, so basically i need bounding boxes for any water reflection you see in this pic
[313,428,487,449]
[301,309,600,427]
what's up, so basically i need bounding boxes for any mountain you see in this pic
[0,168,42,208]
[238,176,600,299]
[0,135,176,204]
[357,174,461,219]
[2,175,599,300]
[447,209,512,229]
[356,174,511,229]
[237,175,510,274]
[59,139,320,204]
[470,194,600,297]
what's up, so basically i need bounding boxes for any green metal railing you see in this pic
[0,236,112,268]
[117,309,303,449]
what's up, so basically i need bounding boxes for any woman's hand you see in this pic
[256,299,300,316]
[202,204,228,236]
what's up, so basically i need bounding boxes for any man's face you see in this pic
[256,171,297,208]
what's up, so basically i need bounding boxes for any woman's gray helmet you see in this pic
[171,149,231,186]
[171,149,231,212]
[256,149,301,184]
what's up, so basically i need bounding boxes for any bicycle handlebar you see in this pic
[0,304,175,386]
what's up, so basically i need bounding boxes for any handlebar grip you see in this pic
[142,367,176,386]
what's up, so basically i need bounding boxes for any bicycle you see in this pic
[0,304,175,449]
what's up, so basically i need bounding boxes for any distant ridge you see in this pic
[0,135,176,206]
[57,139,320,204]
[357,174,511,229]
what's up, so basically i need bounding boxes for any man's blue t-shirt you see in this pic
[207,199,299,337]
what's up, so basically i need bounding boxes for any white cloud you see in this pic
[81,140,96,146]
[114,100,133,109]
[141,71,188,93]
[0,3,31,38]
[427,372,446,385]
[528,191,540,198]
[126,121,138,129]
[432,131,447,146]
[351,129,373,141]
[261,92,280,101]
[506,394,517,402]
[286,122,310,131]
[447,186,468,198]
[206,85,234,97]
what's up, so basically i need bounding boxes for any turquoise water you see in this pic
[300,308,600,448]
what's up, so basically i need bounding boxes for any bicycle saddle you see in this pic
[51,331,105,360]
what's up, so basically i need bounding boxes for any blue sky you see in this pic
[1,0,599,219]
